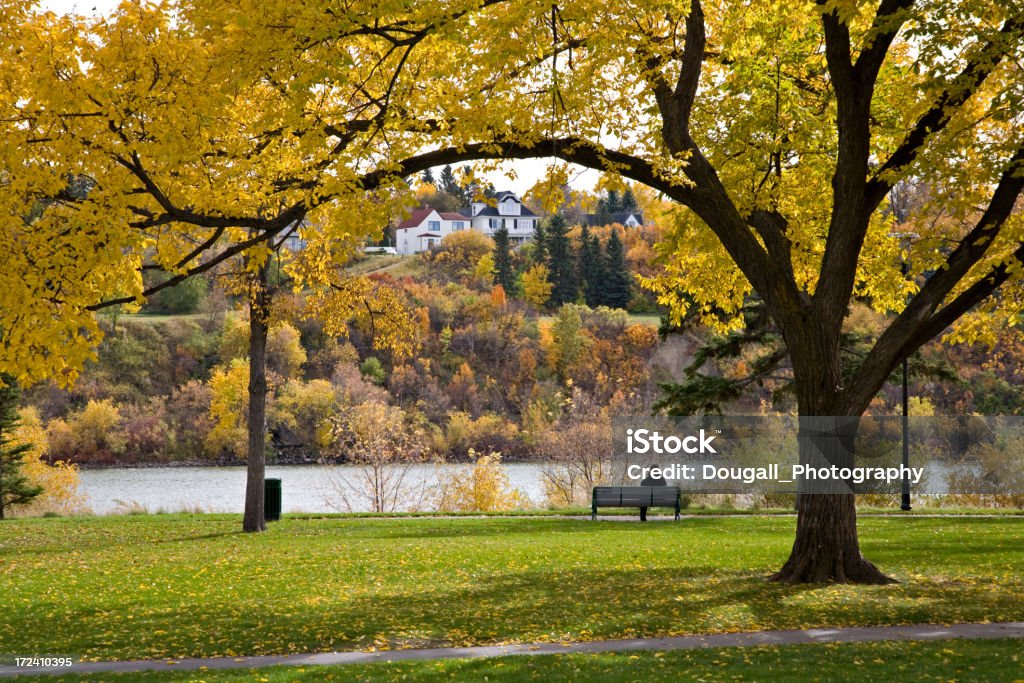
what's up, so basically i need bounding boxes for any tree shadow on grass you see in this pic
[296,516,775,542]
[11,562,1021,662]
[153,530,245,545]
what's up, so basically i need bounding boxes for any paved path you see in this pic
[3,622,1022,677]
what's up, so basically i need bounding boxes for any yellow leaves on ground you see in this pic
[0,516,1021,662]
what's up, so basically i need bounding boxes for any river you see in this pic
[77,463,551,515]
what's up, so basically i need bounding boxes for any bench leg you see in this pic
[640,506,647,522]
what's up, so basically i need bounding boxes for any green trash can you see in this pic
[264,478,281,522]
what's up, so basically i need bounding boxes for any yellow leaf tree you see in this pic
[5,0,1024,579]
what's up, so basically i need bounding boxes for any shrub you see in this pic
[421,231,495,282]
[11,408,89,516]
[166,380,214,460]
[434,451,527,512]
[273,379,341,457]
[946,424,1024,509]
[46,399,126,464]
[306,339,360,380]
[359,357,387,386]
[219,318,307,379]
[447,363,479,413]
[117,401,173,462]
[205,359,252,459]
[326,402,431,512]
[440,411,521,460]
[537,411,612,507]
[331,362,389,405]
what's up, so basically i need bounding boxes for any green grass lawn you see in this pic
[0,516,1022,664]
[9,639,1024,682]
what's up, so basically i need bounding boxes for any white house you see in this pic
[395,192,539,254]
[459,191,538,245]
[394,207,471,255]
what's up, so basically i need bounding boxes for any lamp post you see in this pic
[895,233,916,511]
[900,346,912,510]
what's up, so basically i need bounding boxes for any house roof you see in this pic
[458,192,539,218]
[396,208,471,230]
[419,232,443,238]
[584,211,644,227]
[396,207,437,230]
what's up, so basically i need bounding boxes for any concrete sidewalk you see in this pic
[2,622,1022,677]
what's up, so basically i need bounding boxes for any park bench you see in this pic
[591,486,682,521]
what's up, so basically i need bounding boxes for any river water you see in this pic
[77,463,550,515]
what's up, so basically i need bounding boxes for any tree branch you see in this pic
[845,145,1024,411]
[853,0,915,85]
[864,12,1024,210]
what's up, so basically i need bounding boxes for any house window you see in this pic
[428,220,440,230]
[453,221,464,230]
[489,218,500,229]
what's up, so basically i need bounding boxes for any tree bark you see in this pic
[242,258,270,533]
[771,492,894,584]
[770,350,897,584]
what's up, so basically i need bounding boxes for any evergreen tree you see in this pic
[621,187,637,212]
[460,168,496,206]
[545,214,577,306]
[439,165,460,197]
[421,168,435,186]
[606,189,622,214]
[0,376,43,519]
[594,196,613,227]
[531,217,548,265]
[602,228,632,310]
[578,225,604,307]
[492,226,515,293]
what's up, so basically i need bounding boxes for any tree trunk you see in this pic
[771,489,894,584]
[0,445,5,520]
[770,349,897,584]
[242,259,270,533]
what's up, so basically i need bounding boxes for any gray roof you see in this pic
[459,193,538,219]
[584,211,643,227]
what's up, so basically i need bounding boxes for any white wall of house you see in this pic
[396,209,470,255]
[471,214,537,242]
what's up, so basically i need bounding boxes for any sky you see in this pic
[38,0,600,198]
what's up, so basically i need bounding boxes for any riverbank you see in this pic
[69,453,547,469]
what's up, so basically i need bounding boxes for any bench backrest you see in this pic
[592,486,680,507]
